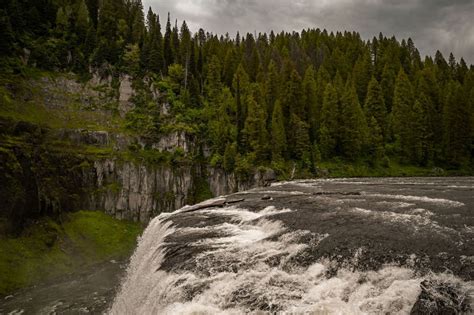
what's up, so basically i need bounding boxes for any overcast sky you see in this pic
[143,0,474,64]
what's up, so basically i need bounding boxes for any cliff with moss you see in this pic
[0,71,274,237]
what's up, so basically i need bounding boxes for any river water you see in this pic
[2,177,473,314]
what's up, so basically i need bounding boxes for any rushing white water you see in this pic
[361,193,465,207]
[109,198,473,314]
[110,217,175,314]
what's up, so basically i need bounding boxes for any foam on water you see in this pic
[376,201,415,209]
[350,207,457,235]
[109,216,174,314]
[362,193,465,207]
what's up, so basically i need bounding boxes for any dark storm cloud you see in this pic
[143,0,474,63]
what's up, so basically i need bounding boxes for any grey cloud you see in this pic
[143,0,474,63]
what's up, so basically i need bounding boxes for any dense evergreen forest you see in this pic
[1,0,473,177]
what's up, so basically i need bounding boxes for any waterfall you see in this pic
[109,179,474,314]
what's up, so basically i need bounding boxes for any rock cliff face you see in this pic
[90,159,194,222]
[87,159,275,223]
[0,121,271,233]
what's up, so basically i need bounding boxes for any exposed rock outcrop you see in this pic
[90,159,194,222]
[118,75,134,117]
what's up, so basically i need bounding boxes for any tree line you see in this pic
[1,0,473,174]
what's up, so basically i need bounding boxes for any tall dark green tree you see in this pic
[209,88,236,155]
[0,9,14,55]
[410,95,431,165]
[144,8,163,74]
[443,81,471,167]
[271,100,287,161]
[320,83,339,158]
[302,66,318,141]
[352,50,372,104]
[204,55,222,105]
[243,94,269,161]
[163,12,173,70]
[391,69,414,159]
[289,114,311,161]
[380,64,396,112]
[171,19,180,63]
[282,68,304,123]
[232,64,250,151]
[365,77,387,137]
[340,81,367,159]
[366,116,385,164]
[265,60,280,126]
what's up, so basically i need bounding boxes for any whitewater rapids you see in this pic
[110,177,474,314]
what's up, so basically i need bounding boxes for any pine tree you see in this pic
[364,77,387,137]
[145,9,163,74]
[443,81,470,167]
[130,1,145,44]
[76,0,90,41]
[83,25,96,57]
[222,47,239,87]
[271,100,287,161]
[179,21,192,86]
[352,50,372,104]
[94,0,122,65]
[209,88,236,154]
[205,55,222,106]
[320,83,339,158]
[340,81,367,159]
[223,142,237,172]
[123,43,140,76]
[243,94,268,161]
[85,0,98,27]
[380,64,396,112]
[415,70,438,158]
[56,7,68,33]
[232,64,250,151]
[163,12,173,70]
[366,116,385,164]
[302,66,318,142]
[171,19,180,63]
[410,96,431,165]
[282,68,304,122]
[391,68,414,159]
[266,60,280,118]
[314,66,331,138]
[0,9,14,54]
[290,114,311,161]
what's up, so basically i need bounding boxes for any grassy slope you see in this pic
[0,70,125,133]
[318,160,472,178]
[0,211,142,296]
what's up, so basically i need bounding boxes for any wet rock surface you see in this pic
[410,280,471,314]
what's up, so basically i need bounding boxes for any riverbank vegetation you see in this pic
[0,211,142,295]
